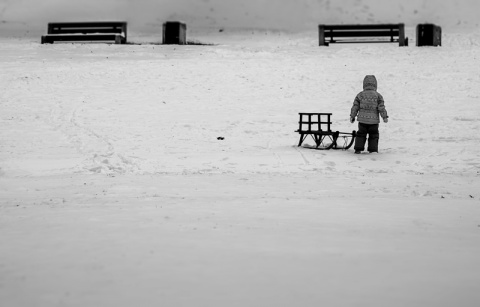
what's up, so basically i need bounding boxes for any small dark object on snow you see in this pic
[217,137,224,140]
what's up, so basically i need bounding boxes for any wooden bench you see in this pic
[41,22,127,44]
[319,24,408,46]
[296,113,356,150]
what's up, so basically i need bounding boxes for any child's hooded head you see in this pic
[363,75,377,91]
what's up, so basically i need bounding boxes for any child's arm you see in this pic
[377,94,388,122]
[350,95,360,122]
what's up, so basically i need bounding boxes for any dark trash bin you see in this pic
[163,21,187,45]
[416,24,441,46]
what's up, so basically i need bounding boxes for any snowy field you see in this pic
[1,22,480,307]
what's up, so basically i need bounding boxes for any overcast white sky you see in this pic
[1,0,478,32]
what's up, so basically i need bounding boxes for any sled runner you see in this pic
[296,113,356,150]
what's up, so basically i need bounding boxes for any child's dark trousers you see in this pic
[355,123,379,152]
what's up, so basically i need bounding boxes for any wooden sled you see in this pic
[296,113,356,150]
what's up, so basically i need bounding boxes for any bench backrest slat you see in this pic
[48,22,127,27]
[49,28,125,34]
[324,30,399,38]
[323,24,402,30]
[47,22,127,34]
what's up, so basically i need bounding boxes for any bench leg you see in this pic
[41,36,52,44]
[318,25,327,46]
[398,24,406,46]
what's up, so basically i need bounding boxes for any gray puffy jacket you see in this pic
[350,75,388,124]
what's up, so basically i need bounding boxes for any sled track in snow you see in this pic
[48,99,138,175]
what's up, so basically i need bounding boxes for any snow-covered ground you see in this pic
[1,14,480,307]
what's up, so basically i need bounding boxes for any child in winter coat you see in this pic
[350,75,388,154]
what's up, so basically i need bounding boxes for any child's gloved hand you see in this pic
[383,118,389,123]
[350,117,355,123]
